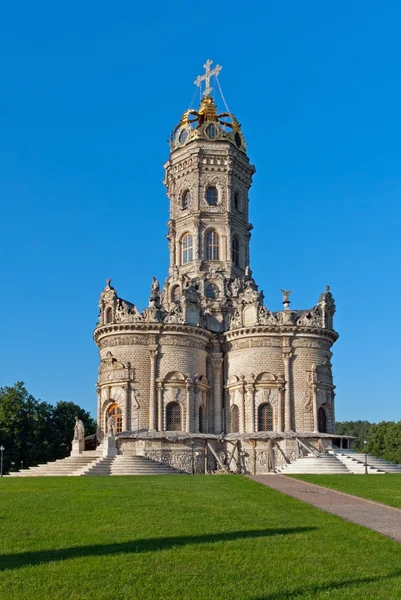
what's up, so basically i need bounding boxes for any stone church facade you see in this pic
[93,67,339,473]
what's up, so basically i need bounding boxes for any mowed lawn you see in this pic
[1,477,401,600]
[290,474,401,509]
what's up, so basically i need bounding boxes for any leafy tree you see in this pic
[0,382,96,474]
[367,421,401,464]
[335,420,373,452]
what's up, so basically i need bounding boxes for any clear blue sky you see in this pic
[1,1,400,423]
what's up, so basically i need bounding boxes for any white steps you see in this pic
[83,455,185,476]
[7,454,99,477]
[279,454,351,475]
[332,448,401,473]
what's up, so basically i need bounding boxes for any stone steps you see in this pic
[8,455,99,477]
[279,454,351,475]
[83,455,185,476]
[329,451,384,474]
[332,449,401,473]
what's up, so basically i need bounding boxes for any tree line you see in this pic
[0,382,96,474]
[336,420,401,464]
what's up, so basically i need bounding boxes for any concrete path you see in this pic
[247,474,401,543]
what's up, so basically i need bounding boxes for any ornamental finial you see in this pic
[280,289,292,310]
[194,59,222,97]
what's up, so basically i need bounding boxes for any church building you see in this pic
[94,61,339,473]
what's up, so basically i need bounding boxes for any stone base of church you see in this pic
[114,431,352,475]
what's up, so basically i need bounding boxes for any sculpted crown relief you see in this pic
[93,60,339,446]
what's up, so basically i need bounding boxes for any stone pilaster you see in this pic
[186,378,194,432]
[283,342,293,431]
[246,377,256,433]
[148,347,158,430]
[156,380,163,432]
[211,356,223,433]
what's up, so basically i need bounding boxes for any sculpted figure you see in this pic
[107,414,115,437]
[73,416,85,441]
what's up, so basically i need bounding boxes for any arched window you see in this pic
[182,190,191,209]
[105,307,112,324]
[205,283,218,299]
[182,233,193,264]
[258,403,273,431]
[166,402,181,431]
[206,230,219,260]
[206,187,218,205]
[234,192,240,211]
[232,236,240,267]
[231,405,239,433]
[199,405,207,433]
[318,407,327,433]
[172,285,181,302]
[107,403,123,434]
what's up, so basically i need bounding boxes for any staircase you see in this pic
[7,453,186,477]
[83,455,185,476]
[7,452,100,477]
[331,448,401,474]
[279,453,351,475]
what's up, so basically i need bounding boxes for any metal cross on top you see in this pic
[194,59,222,97]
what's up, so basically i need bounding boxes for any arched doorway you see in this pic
[107,403,123,434]
[318,407,327,433]
[258,403,273,431]
[166,402,181,431]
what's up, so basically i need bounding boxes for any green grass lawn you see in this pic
[289,474,401,509]
[1,476,401,600]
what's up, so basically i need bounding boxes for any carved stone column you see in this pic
[123,385,129,431]
[186,378,194,432]
[193,216,200,260]
[148,347,158,430]
[240,376,246,434]
[211,356,223,433]
[156,380,163,432]
[283,344,293,431]
[246,377,256,432]
[311,364,318,432]
[277,384,284,432]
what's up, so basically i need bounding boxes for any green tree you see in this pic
[368,421,401,464]
[335,420,373,452]
[0,382,96,474]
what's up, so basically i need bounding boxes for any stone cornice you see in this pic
[94,322,213,346]
[224,325,338,344]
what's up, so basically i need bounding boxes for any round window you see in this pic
[206,124,218,139]
[179,129,188,144]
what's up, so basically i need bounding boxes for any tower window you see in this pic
[232,236,240,267]
[166,402,181,431]
[172,285,181,302]
[205,283,218,299]
[234,192,241,211]
[182,233,193,264]
[206,124,218,139]
[258,403,273,432]
[206,230,219,260]
[206,187,218,205]
[105,307,112,324]
[318,407,327,433]
[182,190,191,209]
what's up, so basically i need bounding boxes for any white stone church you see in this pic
[93,61,341,474]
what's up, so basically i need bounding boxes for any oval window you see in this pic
[182,190,191,209]
[179,129,188,144]
[206,124,218,139]
[206,187,218,205]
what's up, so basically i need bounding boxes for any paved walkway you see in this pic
[247,474,401,542]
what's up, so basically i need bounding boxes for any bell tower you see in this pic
[163,61,255,311]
